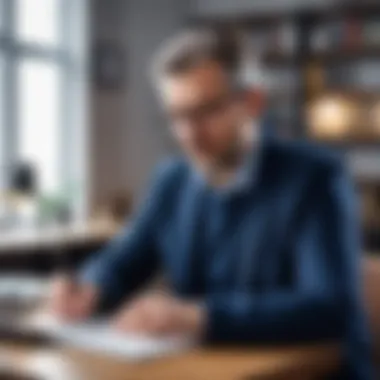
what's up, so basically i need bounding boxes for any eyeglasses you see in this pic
[168,93,237,127]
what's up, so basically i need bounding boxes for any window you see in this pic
[17,60,62,194]
[0,1,4,31]
[0,55,4,191]
[0,0,88,228]
[16,0,61,47]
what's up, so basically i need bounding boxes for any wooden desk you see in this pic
[1,343,340,380]
[0,304,341,379]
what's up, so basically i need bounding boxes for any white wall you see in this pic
[90,0,192,210]
[90,0,128,210]
[122,0,192,198]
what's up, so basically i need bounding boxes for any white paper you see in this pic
[31,314,194,361]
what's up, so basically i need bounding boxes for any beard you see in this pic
[187,119,256,188]
[192,135,246,188]
[213,137,244,169]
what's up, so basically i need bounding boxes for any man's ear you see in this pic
[245,89,266,117]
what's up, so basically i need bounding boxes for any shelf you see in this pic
[189,12,290,30]
[308,89,380,101]
[310,47,380,63]
[191,2,380,30]
[332,89,380,99]
[311,2,380,23]
[308,136,380,148]
[264,46,380,66]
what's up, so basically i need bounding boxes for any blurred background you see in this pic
[0,0,379,291]
[0,2,380,379]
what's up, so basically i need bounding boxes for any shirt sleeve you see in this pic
[79,163,171,311]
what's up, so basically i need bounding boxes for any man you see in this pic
[50,29,371,378]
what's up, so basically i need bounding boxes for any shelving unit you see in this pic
[193,1,380,144]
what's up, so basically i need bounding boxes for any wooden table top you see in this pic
[0,342,340,380]
[0,303,342,380]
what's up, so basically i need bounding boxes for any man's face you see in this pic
[158,61,249,169]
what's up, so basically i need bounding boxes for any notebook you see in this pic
[29,314,195,361]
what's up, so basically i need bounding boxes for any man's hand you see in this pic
[47,275,98,322]
[112,292,205,338]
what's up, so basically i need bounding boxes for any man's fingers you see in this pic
[48,279,97,322]
[50,296,83,322]
[112,304,170,335]
[111,294,192,336]
[113,305,145,332]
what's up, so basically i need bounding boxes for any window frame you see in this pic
[0,0,89,224]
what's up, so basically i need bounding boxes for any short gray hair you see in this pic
[151,28,243,89]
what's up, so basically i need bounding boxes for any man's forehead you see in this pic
[158,61,230,107]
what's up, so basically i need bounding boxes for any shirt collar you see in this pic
[222,121,260,196]
[190,119,261,197]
